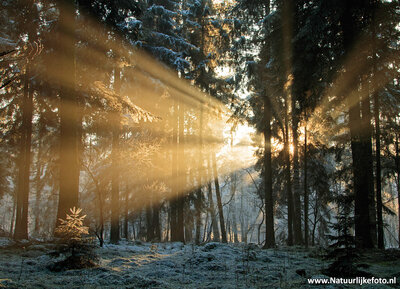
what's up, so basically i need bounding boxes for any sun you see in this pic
[289,143,295,155]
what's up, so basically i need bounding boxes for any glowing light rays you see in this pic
[36,5,258,209]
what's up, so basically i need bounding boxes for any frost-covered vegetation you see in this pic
[1,239,399,289]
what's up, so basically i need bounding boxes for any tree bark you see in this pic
[395,133,400,248]
[14,61,33,240]
[206,158,219,241]
[170,101,178,241]
[56,0,80,228]
[124,183,129,240]
[291,105,303,245]
[153,201,161,241]
[372,15,384,248]
[263,97,275,248]
[34,124,45,236]
[194,108,204,244]
[176,101,185,243]
[304,118,309,248]
[110,66,121,244]
[341,2,375,248]
[284,96,294,246]
[230,173,239,243]
[212,154,227,243]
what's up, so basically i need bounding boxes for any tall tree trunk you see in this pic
[194,108,204,244]
[372,15,384,248]
[304,118,309,248]
[341,2,375,248]
[311,195,319,246]
[206,160,219,241]
[152,201,161,241]
[124,183,129,240]
[56,0,79,227]
[110,66,121,244]
[291,106,303,245]
[284,99,294,246]
[361,85,377,246]
[212,154,227,243]
[146,204,154,241]
[176,102,185,243]
[14,61,33,240]
[374,84,384,249]
[34,124,44,236]
[395,133,400,248]
[230,173,239,243]
[170,101,178,241]
[263,97,275,248]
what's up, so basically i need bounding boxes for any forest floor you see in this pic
[0,238,399,288]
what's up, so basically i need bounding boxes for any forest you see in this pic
[0,0,400,288]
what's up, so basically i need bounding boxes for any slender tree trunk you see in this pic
[10,191,16,237]
[206,160,219,241]
[176,102,185,243]
[258,208,265,245]
[153,203,161,241]
[395,134,400,248]
[34,125,44,236]
[372,18,384,248]
[304,118,309,248]
[184,197,193,242]
[284,110,294,246]
[292,110,303,245]
[212,154,227,243]
[312,196,319,246]
[146,204,154,241]
[14,61,33,240]
[263,96,275,248]
[202,210,208,243]
[124,184,129,240]
[170,101,178,241]
[98,191,104,247]
[110,66,121,244]
[374,88,384,249]
[230,173,239,243]
[194,108,203,244]
[56,0,79,228]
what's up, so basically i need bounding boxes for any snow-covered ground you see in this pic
[0,239,398,288]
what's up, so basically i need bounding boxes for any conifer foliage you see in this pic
[49,207,97,272]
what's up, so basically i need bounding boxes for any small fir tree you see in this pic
[49,207,98,271]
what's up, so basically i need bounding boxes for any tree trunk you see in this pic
[56,0,80,228]
[291,106,303,245]
[153,201,161,241]
[374,86,384,249]
[14,61,33,240]
[34,124,44,236]
[212,154,227,243]
[124,184,129,240]
[110,66,121,244]
[194,108,204,244]
[341,2,375,248]
[304,118,309,248]
[361,85,377,246]
[372,17,384,248]
[230,173,239,243]
[395,133,400,248]
[263,96,275,248]
[176,102,185,243]
[284,109,294,246]
[206,159,219,241]
[170,101,178,241]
